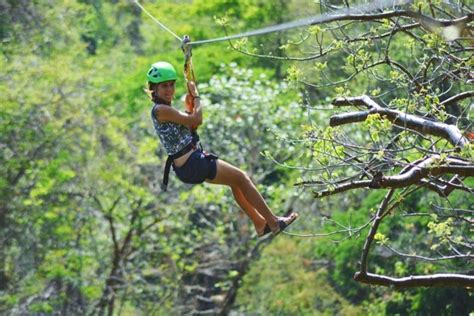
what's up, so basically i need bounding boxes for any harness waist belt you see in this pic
[161,132,200,192]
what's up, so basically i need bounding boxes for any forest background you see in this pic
[1,0,473,315]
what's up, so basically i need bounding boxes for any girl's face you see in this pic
[156,80,176,103]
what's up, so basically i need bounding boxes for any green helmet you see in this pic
[147,61,177,83]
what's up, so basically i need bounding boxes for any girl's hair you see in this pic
[145,82,170,105]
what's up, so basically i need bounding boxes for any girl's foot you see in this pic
[256,224,271,237]
[271,212,298,236]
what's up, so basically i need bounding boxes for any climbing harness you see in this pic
[161,133,200,192]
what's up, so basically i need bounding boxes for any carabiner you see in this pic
[182,35,192,61]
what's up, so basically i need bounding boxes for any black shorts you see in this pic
[173,150,218,184]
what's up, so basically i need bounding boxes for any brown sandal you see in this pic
[257,224,272,237]
[272,213,298,236]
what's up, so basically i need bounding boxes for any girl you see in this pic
[147,61,298,237]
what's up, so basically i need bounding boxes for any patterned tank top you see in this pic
[151,104,193,156]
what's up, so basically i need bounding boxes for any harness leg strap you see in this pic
[161,156,173,192]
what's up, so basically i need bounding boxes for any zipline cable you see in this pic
[282,231,335,238]
[133,0,182,42]
[188,0,413,46]
[134,0,412,46]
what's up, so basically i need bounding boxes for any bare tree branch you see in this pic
[312,155,472,197]
[354,272,474,288]
[331,95,469,147]
[440,91,474,107]
[360,189,395,274]
[383,244,473,261]
[348,23,420,43]
[310,10,473,30]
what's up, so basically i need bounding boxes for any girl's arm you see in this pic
[155,103,202,127]
[155,80,202,126]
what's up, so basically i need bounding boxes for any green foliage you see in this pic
[374,232,389,245]
[1,1,307,310]
[1,0,472,315]
[200,62,304,186]
[236,238,363,315]
[286,65,304,86]
[460,143,473,160]
[362,113,392,142]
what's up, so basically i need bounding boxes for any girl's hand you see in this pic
[185,93,194,113]
[187,80,199,98]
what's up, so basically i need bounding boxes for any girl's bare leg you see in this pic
[231,187,267,234]
[206,159,297,232]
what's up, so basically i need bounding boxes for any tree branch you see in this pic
[419,175,468,197]
[330,95,469,147]
[354,272,474,288]
[440,91,474,107]
[310,10,472,29]
[359,189,394,274]
[383,244,473,261]
[347,23,420,43]
[313,156,472,197]
[313,180,371,197]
